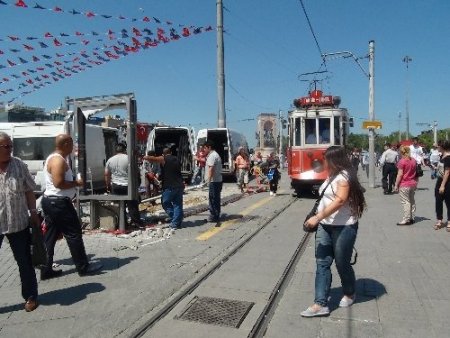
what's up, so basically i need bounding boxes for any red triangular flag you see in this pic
[15,0,28,8]
[53,38,62,46]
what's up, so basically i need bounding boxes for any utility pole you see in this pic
[278,110,283,157]
[321,42,376,187]
[433,121,438,145]
[398,111,402,143]
[217,0,226,128]
[368,40,375,188]
[403,56,412,139]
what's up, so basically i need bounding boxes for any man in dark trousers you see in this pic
[144,147,184,229]
[41,134,102,280]
[203,140,223,224]
[379,143,398,194]
[105,143,142,227]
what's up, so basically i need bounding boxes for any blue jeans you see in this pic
[162,187,184,228]
[0,228,38,301]
[314,223,358,306]
[191,166,205,185]
[209,182,223,221]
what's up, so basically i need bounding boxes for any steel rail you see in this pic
[129,196,298,338]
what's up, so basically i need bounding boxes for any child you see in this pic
[267,156,281,196]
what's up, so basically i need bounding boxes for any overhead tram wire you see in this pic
[297,0,325,64]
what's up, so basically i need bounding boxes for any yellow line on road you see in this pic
[196,192,281,241]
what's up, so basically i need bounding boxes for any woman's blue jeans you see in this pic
[314,223,358,306]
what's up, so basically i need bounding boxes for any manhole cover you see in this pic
[176,296,254,328]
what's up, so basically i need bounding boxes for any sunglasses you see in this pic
[0,144,13,149]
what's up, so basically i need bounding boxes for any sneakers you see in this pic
[300,305,330,317]
[339,294,356,307]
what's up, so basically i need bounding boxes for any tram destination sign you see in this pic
[362,120,382,129]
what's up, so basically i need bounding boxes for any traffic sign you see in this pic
[362,120,382,129]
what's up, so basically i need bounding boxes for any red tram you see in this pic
[287,89,351,195]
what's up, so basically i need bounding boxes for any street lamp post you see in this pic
[403,56,412,139]
[321,41,376,188]
[398,111,402,143]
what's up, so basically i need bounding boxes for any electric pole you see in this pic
[217,0,226,128]
[403,56,412,139]
[368,40,375,188]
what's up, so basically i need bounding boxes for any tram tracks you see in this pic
[129,195,312,338]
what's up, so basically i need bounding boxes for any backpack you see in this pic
[267,168,276,181]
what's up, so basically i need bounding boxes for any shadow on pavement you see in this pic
[0,303,23,314]
[55,256,138,275]
[39,282,105,306]
[328,278,387,311]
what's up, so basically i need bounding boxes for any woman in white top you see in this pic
[302,146,366,317]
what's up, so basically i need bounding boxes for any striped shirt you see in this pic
[0,157,36,234]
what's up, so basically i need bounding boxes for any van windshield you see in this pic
[13,137,54,161]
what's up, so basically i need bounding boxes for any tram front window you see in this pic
[318,118,331,144]
[305,119,316,144]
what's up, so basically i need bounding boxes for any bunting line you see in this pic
[0,0,194,26]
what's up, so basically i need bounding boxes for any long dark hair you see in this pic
[324,146,366,217]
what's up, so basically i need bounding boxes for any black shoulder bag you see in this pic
[303,180,333,233]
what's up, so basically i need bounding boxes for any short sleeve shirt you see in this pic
[0,157,36,234]
[106,153,129,186]
[317,170,358,226]
[205,150,222,182]
[397,158,417,187]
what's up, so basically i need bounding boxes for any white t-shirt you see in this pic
[409,145,424,164]
[205,150,222,182]
[317,170,358,226]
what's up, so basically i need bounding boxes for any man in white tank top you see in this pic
[40,134,102,279]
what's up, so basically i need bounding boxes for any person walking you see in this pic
[302,146,366,317]
[144,147,184,229]
[235,147,250,193]
[191,144,206,185]
[40,134,102,279]
[203,140,223,224]
[429,143,441,180]
[267,153,281,196]
[105,143,142,227]
[379,143,398,194]
[393,145,418,225]
[433,140,450,230]
[0,132,39,312]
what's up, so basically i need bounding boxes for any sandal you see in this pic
[434,220,445,230]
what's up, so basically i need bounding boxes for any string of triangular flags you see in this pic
[1,26,213,102]
[0,25,211,69]
[1,0,182,25]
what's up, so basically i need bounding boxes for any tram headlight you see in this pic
[312,159,324,173]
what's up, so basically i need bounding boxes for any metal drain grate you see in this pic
[176,296,254,328]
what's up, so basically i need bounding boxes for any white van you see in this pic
[2,120,117,193]
[196,128,248,178]
[145,126,195,181]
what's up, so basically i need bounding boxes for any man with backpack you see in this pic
[267,152,281,196]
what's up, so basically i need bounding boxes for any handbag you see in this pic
[30,220,48,268]
[415,164,423,178]
[303,180,333,233]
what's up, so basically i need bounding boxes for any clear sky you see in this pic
[1,0,449,147]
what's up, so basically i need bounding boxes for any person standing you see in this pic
[0,132,39,312]
[302,146,366,317]
[191,144,206,185]
[105,143,142,227]
[235,147,250,193]
[409,137,425,167]
[267,153,281,196]
[429,143,441,180]
[379,143,398,194]
[203,141,223,223]
[393,145,418,225]
[433,140,450,231]
[144,147,184,229]
[41,134,102,279]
